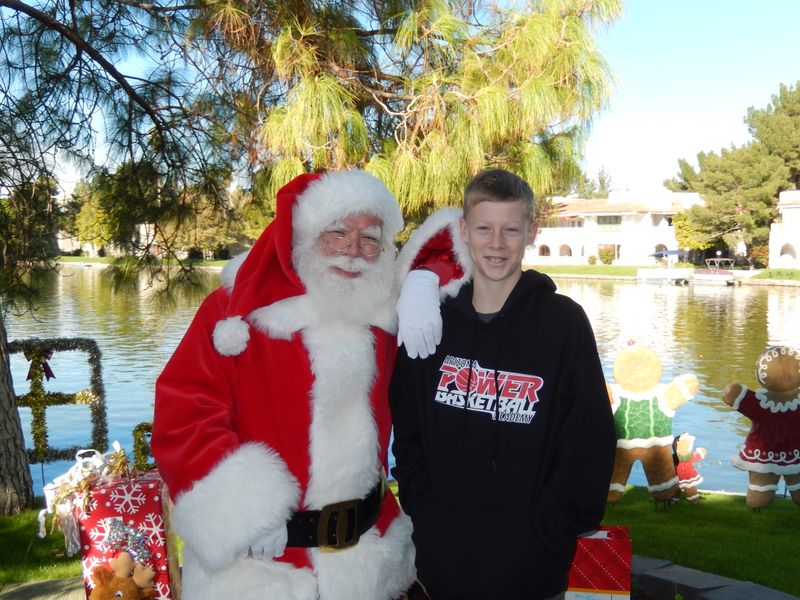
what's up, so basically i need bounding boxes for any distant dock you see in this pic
[636,268,692,285]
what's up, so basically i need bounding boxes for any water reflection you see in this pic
[551,278,799,494]
[6,267,800,495]
[8,265,219,488]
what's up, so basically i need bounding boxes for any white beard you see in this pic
[293,243,396,326]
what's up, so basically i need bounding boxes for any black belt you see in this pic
[286,477,386,551]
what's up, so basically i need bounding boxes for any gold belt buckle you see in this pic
[318,498,361,552]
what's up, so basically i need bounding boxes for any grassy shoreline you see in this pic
[530,263,800,281]
[56,256,800,282]
[601,486,799,597]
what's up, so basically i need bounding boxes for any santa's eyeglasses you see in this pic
[320,233,383,258]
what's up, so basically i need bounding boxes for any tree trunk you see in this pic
[0,316,34,516]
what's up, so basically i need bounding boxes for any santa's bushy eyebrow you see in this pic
[321,222,382,238]
[361,225,382,238]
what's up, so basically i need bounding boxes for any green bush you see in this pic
[187,247,204,260]
[587,255,597,265]
[213,244,231,260]
[748,245,769,268]
[598,246,615,265]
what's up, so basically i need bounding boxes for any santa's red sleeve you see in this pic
[396,207,473,297]
[151,288,299,572]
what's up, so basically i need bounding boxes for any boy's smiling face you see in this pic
[459,199,537,290]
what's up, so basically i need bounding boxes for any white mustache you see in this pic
[326,255,370,273]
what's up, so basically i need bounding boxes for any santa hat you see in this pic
[212,170,403,356]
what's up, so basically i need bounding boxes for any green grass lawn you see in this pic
[532,264,800,282]
[0,507,82,585]
[602,486,800,597]
[527,264,640,277]
[753,268,800,280]
[2,486,799,596]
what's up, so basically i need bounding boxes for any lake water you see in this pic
[7,266,800,497]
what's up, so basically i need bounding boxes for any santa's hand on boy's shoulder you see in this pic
[396,269,442,359]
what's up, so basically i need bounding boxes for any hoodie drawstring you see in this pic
[489,318,505,471]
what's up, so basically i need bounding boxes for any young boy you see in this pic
[390,168,616,600]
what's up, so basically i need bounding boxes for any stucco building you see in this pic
[768,190,800,269]
[524,191,703,266]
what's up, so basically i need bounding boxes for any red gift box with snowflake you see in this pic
[566,526,631,599]
[75,469,173,600]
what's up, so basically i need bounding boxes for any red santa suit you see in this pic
[152,171,451,600]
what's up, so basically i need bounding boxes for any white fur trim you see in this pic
[311,512,415,600]
[180,546,317,600]
[173,443,300,572]
[249,293,397,339]
[220,250,249,291]
[293,170,403,250]
[250,296,317,339]
[608,483,627,493]
[303,322,381,506]
[213,315,251,356]
[397,207,473,298]
[368,296,399,334]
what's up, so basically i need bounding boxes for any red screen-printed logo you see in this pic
[435,355,543,424]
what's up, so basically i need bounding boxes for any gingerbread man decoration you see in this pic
[607,342,699,503]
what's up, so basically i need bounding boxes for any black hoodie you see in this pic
[390,270,616,600]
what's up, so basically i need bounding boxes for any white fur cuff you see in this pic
[172,443,300,571]
[396,207,472,299]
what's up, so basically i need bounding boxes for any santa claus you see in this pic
[151,170,466,599]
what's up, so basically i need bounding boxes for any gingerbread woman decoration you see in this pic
[723,345,800,509]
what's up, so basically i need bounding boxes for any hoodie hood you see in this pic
[448,269,557,321]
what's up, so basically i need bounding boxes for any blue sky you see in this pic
[583,0,800,193]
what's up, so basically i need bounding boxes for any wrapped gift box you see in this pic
[76,469,173,600]
[566,526,631,600]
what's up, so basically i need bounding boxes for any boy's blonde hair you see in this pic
[463,168,536,222]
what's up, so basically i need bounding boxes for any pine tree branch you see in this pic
[0,0,168,140]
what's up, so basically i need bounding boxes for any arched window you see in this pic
[780,243,797,259]
[539,245,551,256]
[559,245,572,256]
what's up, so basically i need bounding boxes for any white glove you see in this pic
[248,524,288,559]
[397,269,442,359]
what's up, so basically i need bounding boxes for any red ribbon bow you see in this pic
[24,348,56,381]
